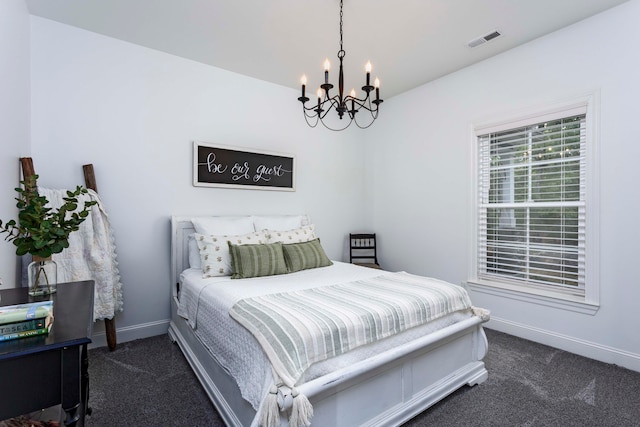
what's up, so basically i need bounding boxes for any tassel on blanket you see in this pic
[472,306,491,322]
[289,388,313,427]
[259,385,280,427]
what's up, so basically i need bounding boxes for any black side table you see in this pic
[0,281,94,426]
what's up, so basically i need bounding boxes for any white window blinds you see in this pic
[477,113,586,295]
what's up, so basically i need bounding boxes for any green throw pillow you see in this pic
[282,238,333,273]
[228,242,288,279]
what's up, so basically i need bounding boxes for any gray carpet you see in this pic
[84,329,640,426]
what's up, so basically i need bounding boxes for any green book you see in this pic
[0,318,47,335]
[0,300,53,325]
[0,327,50,342]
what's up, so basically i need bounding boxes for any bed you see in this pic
[168,215,489,426]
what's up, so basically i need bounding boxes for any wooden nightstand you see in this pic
[0,281,94,426]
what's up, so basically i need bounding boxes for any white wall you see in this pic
[29,17,367,345]
[368,0,640,371]
[0,0,30,289]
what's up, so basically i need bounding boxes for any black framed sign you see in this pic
[193,141,295,191]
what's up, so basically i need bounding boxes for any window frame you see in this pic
[468,94,600,313]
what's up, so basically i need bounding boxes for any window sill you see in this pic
[466,279,600,315]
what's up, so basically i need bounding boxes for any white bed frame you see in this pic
[168,216,489,426]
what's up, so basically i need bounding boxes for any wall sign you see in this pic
[193,142,295,191]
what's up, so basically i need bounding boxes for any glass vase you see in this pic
[28,256,57,296]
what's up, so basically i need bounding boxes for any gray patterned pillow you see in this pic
[282,238,333,273]
[267,224,316,243]
[228,242,288,279]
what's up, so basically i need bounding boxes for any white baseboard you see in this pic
[486,317,640,373]
[88,319,170,350]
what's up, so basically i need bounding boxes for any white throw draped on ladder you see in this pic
[39,187,124,321]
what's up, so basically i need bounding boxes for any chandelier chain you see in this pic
[339,0,345,58]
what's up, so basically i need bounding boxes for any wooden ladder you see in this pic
[20,157,118,351]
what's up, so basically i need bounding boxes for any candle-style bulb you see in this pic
[323,59,331,85]
[350,89,356,112]
[300,74,307,99]
[365,61,372,73]
[316,88,322,110]
[374,77,380,88]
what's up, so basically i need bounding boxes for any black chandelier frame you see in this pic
[298,0,383,131]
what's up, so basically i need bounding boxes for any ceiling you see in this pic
[26,0,629,99]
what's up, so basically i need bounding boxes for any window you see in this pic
[471,99,598,307]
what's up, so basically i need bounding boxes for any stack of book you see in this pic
[0,300,54,342]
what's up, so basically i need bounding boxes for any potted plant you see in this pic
[0,175,96,295]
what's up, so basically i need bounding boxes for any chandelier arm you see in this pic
[344,92,383,111]
[345,95,374,111]
[301,93,341,117]
[308,91,340,106]
[328,95,344,108]
[312,100,338,121]
[318,96,344,117]
[302,102,326,113]
[347,102,379,114]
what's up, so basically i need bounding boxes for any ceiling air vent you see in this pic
[467,30,502,48]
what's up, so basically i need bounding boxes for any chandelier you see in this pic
[297,0,383,131]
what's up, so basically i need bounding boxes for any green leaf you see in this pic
[0,175,95,256]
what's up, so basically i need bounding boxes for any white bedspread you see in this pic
[177,262,473,418]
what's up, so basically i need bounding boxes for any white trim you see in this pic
[485,317,640,373]
[467,280,598,315]
[583,91,601,306]
[473,96,590,134]
[469,91,601,306]
[89,318,170,349]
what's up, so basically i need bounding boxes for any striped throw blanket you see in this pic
[230,272,473,387]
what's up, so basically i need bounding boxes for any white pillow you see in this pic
[253,215,306,232]
[188,234,201,269]
[191,216,254,236]
[267,224,316,244]
[195,230,270,277]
